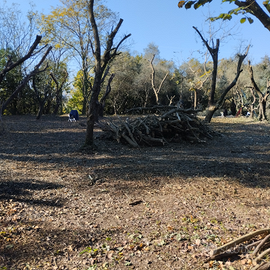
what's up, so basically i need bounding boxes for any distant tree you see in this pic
[105,52,142,114]
[0,2,53,117]
[0,1,37,55]
[66,70,87,114]
[32,68,53,120]
[49,51,69,115]
[193,26,249,122]
[0,48,23,114]
[248,60,270,120]
[180,58,211,109]
[144,43,161,61]
[31,56,68,119]
[149,54,169,105]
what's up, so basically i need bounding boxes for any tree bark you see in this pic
[84,0,131,147]
[50,71,68,115]
[247,60,270,120]
[235,0,270,32]
[149,54,169,105]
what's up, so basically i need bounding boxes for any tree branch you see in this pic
[1,45,52,113]
[0,35,42,84]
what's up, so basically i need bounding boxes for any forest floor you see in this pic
[0,115,270,270]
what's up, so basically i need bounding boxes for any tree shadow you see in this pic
[0,222,122,269]
[0,180,64,207]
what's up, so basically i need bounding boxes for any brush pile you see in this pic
[99,106,215,147]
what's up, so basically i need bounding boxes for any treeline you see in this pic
[2,44,270,119]
[0,1,270,121]
[68,50,270,119]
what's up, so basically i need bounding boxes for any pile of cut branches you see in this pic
[206,228,270,270]
[99,107,215,147]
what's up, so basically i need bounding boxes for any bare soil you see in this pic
[0,115,270,270]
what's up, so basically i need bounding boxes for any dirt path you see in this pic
[0,115,270,270]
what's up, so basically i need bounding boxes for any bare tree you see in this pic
[193,26,249,122]
[0,37,52,115]
[149,54,169,105]
[33,75,52,120]
[248,61,270,120]
[0,35,42,85]
[50,71,68,115]
[85,0,131,146]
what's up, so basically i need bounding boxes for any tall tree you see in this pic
[193,27,249,122]
[38,0,116,115]
[85,0,131,146]
[248,60,270,120]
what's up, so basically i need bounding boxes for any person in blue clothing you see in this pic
[69,110,79,121]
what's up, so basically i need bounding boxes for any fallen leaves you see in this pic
[1,116,270,269]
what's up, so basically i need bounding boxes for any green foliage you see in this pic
[66,89,84,114]
[66,69,92,114]
[37,0,117,115]
[0,48,25,114]
[240,17,246,23]
[178,0,257,24]
[98,50,179,114]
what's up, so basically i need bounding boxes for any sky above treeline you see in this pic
[15,0,270,65]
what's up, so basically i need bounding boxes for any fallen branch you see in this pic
[208,228,270,260]
[99,106,215,147]
[206,228,270,269]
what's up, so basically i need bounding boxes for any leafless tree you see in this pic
[84,0,131,146]
[248,61,270,120]
[0,36,52,115]
[193,26,249,122]
[149,54,169,105]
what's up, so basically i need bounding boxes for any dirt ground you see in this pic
[0,115,270,270]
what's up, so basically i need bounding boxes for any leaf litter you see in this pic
[0,115,270,269]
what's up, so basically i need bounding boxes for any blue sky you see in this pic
[17,0,270,65]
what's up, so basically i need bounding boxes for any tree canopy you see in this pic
[178,0,270,31]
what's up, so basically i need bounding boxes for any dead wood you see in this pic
[253,234,270,257]
[252,261,270,270]
[99,106,215,147]
[206,228,270,268]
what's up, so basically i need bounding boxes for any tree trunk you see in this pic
[50,71,68,115]
[258,97,267,120]
[149,54,169,105]
[85,84,100,145]
[247,61,270,120]
[84,0,130,147]
[36,99,47,120]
